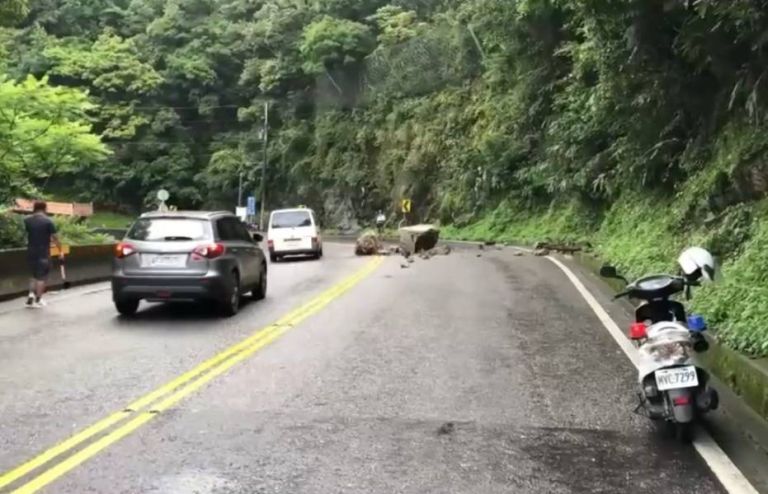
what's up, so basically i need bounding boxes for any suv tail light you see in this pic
[267,239,274,249]
[115,242,136,258]
[192,243,226,260]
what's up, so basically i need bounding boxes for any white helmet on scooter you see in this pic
[678,247,716,282]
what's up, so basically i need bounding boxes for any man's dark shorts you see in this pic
[28,257,51,281]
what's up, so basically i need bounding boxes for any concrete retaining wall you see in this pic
[0,244,115,300]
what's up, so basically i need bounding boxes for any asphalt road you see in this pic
[0,243,759,493]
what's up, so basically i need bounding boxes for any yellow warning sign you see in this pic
[401,199,412,213]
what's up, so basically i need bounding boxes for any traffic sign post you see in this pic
[400,198,413,227]
[247,196,256,216]
[157,189,170,212]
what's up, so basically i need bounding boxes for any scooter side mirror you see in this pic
[599,265,618,278]
[600,264,629,284]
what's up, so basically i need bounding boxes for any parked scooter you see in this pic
[600,247,719,441]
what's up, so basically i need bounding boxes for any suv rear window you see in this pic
[270,211,312,229]
[126,218,212,241]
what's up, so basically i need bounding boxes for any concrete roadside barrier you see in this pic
[0,244,115,300]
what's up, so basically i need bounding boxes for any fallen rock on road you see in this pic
[399,225,440,256]
[355,230,382,256]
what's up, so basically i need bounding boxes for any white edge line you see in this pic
[545,255,759,494]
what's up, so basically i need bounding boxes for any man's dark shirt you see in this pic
[24,213,56,260]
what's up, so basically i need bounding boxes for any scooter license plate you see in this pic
[655,366,699,391]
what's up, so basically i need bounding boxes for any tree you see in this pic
[0,75,109,202]
[0,0,28,26]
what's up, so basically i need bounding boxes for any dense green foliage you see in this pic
[3,0,768,354]
[0,209,113,248]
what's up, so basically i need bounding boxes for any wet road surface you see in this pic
[0,243,749,493]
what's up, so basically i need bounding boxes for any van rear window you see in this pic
[127,218,211,241]
[271,211,312,229]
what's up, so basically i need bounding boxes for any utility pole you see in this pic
[237,171,243,207]
[259,101,269,231]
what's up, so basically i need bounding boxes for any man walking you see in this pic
[375,210,386,234]
[24,201,62,308]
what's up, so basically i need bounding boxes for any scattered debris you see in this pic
[478,244,485,250]
[388,245,401,255]
[533,241,583,254]
[434,245,451,256]
[495,245,503,251]
[476,253,482,258]
[355,230,382,256]
[407,257,415,264]
[376,249,391,256]
[533,248,551,256]
[483,240,497,246]
[437,422,456,435]
[513,251,525,257]
[400,262,410,269]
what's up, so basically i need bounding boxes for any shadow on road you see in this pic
[113,298,262,325]
[272,255,319,264]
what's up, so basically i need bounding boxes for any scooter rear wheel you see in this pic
[674,422,693,443]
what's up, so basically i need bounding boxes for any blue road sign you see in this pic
[247,196,256,215]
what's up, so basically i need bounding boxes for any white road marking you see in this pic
[546,255,759,494]
[0,284,110,316]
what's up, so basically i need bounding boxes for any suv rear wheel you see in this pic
[219,272,240,317]
[115,298,140,316]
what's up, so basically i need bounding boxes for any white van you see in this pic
[267,208,323,262]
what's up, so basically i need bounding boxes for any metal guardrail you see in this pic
[0,244,115,301]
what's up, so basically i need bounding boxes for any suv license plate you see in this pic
[142,254,187,268]
[655,366,699,391]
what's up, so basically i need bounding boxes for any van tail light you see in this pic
[115,242,136,258]
[311,236,318,246]
[629,322,647,340]
[192,243,226,260]
[267,239,274,250]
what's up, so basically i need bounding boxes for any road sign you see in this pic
[401,199,412,214]
[157,189,169,201]
[247,196,256,215]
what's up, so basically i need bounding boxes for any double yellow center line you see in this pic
[0,256,384,493]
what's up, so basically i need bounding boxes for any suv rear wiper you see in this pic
[163,236,194,241]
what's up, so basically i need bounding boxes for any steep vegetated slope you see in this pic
[2,0,768,354]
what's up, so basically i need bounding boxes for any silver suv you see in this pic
[112,211,267,317]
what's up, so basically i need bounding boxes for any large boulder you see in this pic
[355,230,382,256]
[399,224,440,256]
